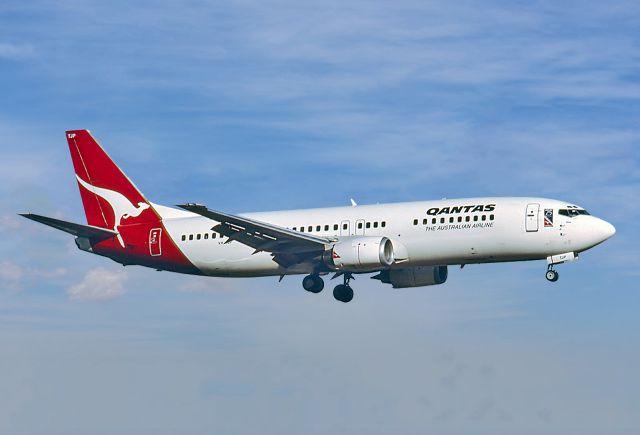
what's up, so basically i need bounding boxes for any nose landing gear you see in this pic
[545,252,578,282]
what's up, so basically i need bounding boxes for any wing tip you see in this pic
[177,203,207,211]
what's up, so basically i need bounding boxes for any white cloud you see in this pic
[35,268,68,279]
[0,259,67,292]
[0,261,24,289]
[66,267,127,301]
[179,276,241,293]
[0,215,23,232]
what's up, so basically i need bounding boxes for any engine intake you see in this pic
[373,266,448,288]
[326,236,394,272]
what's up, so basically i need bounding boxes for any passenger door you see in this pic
[525,203,539,232]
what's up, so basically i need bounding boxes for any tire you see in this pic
[333,284,354,303]
[303,275,324,293]
[303,275,316,292]
[312,277,324,293]
[546,270,559,282]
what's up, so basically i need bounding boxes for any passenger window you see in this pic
[213,233,217,239]
[440,218,445,224]
[473,215,478,221]
[189,234,194,241]
[373,222,378,228]
[324,225,329,231]
[381,221,386,227]
[293,227,297,231]
[490,214,494,221]
[343,223,348,230]
[458,216,462,222]
[482,215,486,221]
[432,218,436,225]
[366,222,371,228]
[466,216,470,222]
[300,227,305,232]
[334,224,339,231]
[449,217,454,223]
[204,233,209,239]
[197,234,201,240]
[413,219,418,225]
[357,222,363,229]
[423,218,428,225]
[316,225,321,232]
[181,235,186,241]
[308,226,312,232]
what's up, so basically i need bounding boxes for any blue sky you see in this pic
[1,1,639,434]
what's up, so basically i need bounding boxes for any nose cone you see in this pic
[592,218,616,244]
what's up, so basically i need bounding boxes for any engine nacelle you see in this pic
[326,236,394,272]
[373,266,448,288]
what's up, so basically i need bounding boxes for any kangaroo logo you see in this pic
[76,175,150,247]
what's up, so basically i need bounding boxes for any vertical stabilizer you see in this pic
[66,130,156,246]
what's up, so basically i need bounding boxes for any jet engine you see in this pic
[326,236,394,271]
[372,266,448,288]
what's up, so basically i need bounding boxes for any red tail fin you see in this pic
[66,130,156,234]
[65,130,198,273]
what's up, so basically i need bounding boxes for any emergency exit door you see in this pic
[525,203,539,232]
[340,220,350,236]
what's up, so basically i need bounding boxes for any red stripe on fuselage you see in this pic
[92,216,201,275]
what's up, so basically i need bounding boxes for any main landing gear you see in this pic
[333,273,354,303]
[302,274,324,293]
[301,272,354,303]
[545,265,559,282]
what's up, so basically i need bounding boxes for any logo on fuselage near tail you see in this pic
[76,175,150,247]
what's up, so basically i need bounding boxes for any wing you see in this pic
[177,203,335,267]
[19,213,119,242]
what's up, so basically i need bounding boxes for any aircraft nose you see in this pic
[592,218,616,243]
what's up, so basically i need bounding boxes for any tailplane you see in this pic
[20,130,198,274]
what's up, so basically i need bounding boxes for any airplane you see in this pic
[20,130,616,303]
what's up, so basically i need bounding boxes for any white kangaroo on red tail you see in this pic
[75,175,150,248]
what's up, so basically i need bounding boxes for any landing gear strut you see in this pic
[333,272,354,303]
[546,265,559,282]
[302,274,324,293]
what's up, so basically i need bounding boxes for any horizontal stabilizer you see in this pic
[19,213,119,242]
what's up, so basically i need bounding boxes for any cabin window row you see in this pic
[357,221,386,230]
[292,221,386,233]
[181,233,224,241]
[413,215,495,225]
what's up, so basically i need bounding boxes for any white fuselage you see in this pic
[154,197,615,277]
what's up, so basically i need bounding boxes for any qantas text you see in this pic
[425,204,496,215]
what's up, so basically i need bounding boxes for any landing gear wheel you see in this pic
[333,284,354,303]
[546,270,559,282]
[302,274,324,293]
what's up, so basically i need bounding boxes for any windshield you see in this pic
[558,208,590,217]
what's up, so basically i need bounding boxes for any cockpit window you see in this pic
[558,208,590,217]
